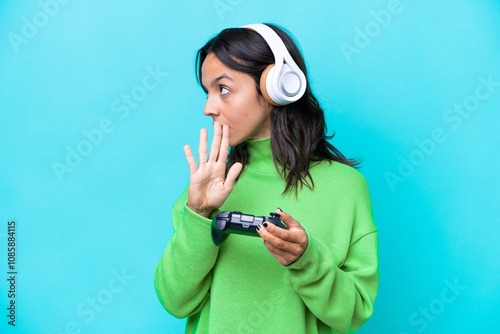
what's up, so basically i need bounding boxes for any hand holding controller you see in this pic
[211,211,287,246]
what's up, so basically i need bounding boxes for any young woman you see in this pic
[154,23,379,333]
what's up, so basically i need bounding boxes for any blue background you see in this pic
[1,0,499,333]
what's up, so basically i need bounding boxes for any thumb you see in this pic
[224,162,243,189]
[275,208,302,230]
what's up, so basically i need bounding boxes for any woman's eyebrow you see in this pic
[202,73,233,91]
[211,74,233,86]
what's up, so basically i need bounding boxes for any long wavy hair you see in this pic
[196,23,358,194]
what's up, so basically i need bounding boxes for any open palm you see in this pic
[184,122,242,217]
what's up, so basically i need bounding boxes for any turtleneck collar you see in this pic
[245,137,277,173]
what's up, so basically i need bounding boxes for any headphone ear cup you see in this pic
[278,63,302,99]
[260,64,280,106]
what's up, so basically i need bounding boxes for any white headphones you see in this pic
[242,23,307,106]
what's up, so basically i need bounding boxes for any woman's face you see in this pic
[201,53,273,146]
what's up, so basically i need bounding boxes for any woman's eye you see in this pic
[220,86,230,95]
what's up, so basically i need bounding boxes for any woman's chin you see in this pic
[228,136,243,147]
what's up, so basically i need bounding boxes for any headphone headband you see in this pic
[242,23,307,105]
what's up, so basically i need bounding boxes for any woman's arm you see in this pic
[154,195,219,318]
[154,122,242,318]
[258,174,378,332]
[286,229,378,332]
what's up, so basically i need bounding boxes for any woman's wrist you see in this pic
[187,202,213,218]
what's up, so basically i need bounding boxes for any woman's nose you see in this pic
[203,95,220,117]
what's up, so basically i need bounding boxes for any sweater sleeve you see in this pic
[154,190,219,318]
[286,175,379,333]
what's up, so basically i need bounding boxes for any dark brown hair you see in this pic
[196,23,358,194]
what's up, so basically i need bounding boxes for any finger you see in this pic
[257,225,297,253]
[198,128,208,165]
[262,242,290,264]
[217,124,230,162]
[264,221,304,244]
[224,162,242,189]
[262,221,287,237]
[262,236,299,265]
[183,144,197,175]
[208,122,222,162]
[263,221,299,243]
[275,209,302,230]
[263,240,293,259]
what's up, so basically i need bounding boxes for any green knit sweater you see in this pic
[154,137,378,333]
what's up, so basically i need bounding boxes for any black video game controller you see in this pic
[211,211,287,246]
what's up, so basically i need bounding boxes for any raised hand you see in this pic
[184,122,242,217]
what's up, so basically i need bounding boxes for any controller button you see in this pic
[241,214,253,222]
